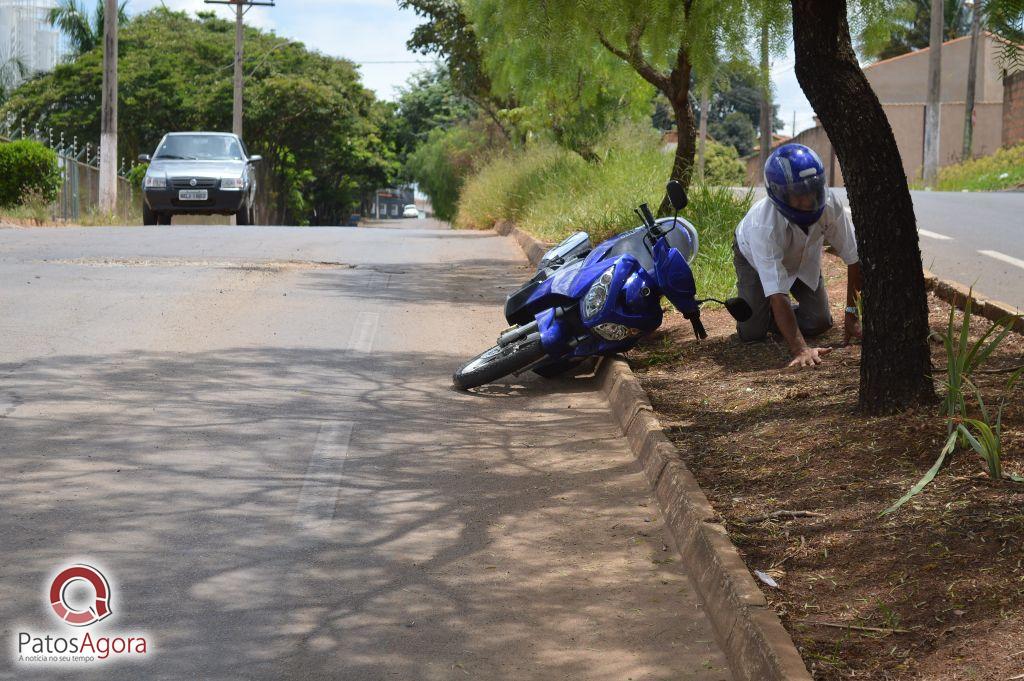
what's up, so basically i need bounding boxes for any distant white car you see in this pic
[402,204,419,219]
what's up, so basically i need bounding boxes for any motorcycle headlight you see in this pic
[143,175,166,189]
[593,323,637,341]
[583,266,616,320]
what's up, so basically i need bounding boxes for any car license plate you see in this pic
[178,189,208,201]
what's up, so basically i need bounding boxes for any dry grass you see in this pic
[629,255,1024,680]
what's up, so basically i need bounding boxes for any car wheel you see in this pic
[235,204,250,226]
[143,203,157,226]
[158,212,173,226]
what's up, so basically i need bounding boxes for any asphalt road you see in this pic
[0,219,730,680]
[751,187,1024,310]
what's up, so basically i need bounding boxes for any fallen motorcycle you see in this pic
[453,181,752,390]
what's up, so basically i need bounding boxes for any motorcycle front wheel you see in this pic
[453,336,546,390]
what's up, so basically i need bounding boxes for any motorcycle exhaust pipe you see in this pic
[497,321,539,347]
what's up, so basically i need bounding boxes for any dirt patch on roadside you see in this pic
[628,255,1024,680]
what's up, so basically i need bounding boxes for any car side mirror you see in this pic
[249,155,263,163]
[666,180,688,211]
[725,297,753,322]
[138,154,151,163]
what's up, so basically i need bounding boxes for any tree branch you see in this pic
[596,24,671,94]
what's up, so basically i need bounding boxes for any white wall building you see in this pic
[0,0,62,84]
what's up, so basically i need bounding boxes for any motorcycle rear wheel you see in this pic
[453,336,546,390]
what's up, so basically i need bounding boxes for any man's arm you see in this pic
[844,262,863,343]
[769,293,832,367]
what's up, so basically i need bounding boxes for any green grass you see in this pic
[922,143,1024,191]
[454,124,752,300]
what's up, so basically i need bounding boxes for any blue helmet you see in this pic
[764,144,827,227]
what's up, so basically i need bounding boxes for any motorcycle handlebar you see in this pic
[638,203,656,228]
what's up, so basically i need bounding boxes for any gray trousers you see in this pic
[733,241,834,342]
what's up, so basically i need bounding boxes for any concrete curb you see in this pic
[597,358,812,681]
[923,268,1023,332]
[496,221,811,680]
[496,220,550,266]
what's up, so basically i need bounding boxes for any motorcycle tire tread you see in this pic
[453,337,546,390]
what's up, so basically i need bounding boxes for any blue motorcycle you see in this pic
[453,181,751,390]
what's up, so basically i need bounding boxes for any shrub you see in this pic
[452,123,753,300]
[703,139,748,187]
[0,139,62,208]
[126,163,149,190]
[406,123,498,221]
[930,142,1024,191]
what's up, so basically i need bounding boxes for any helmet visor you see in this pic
[770,175,826,215]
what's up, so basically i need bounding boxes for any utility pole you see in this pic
[758,19,772,171]
[696,82,710,181]
[923,0,944,186]
[99,0,118,214]
[962,0,983,161]
[205,0,275,136]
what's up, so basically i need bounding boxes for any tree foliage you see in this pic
[405,121,500,221]
[3,8,397,224]
[860,0,972,62]
[47,0,129,57]
[393,66,476,164]
[397,0,514,139]
[461,0,755,193]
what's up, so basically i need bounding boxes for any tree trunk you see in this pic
[791,0,935,414]
[670,93,697,188]
[759,19,773,169]
[697,83,709,181]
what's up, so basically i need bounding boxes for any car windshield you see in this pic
[155,135,244,161]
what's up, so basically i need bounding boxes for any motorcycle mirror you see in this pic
[725,297,753,323]
[666,180,688,211]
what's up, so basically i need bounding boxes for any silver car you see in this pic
[139,132,262,226]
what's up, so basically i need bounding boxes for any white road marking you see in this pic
[979,249,1024,270]
[347,312,379,353]
[293,313,378,529]
[842,207,953,242]
[295,422,355,528]
[919,229,953,241]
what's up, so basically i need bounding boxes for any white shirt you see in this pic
[735,192,859,297]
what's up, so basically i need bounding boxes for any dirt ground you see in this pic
[629,255,1024,681]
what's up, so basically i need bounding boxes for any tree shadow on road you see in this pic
[0,346,726,681]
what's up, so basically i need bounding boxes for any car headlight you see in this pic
[593,323,638,341]
[143,175,166,189]
[583,266,616,320]
[221,177,245,189]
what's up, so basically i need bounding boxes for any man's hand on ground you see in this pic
[788,346,832,368]
[843,313,862,344]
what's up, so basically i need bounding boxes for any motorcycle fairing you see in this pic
[538,231,591,270]
[651,236,699,316]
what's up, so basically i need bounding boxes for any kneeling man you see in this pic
[734,143,862,368]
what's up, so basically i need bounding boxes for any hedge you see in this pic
[0,139,62,208]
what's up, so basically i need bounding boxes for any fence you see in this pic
[1,115,138,222]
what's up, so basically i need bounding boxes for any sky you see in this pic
[128,0,819,135]
[129,0,433,101]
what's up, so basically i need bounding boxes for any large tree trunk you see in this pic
[791,0,935,414]
[670,93,697,188]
